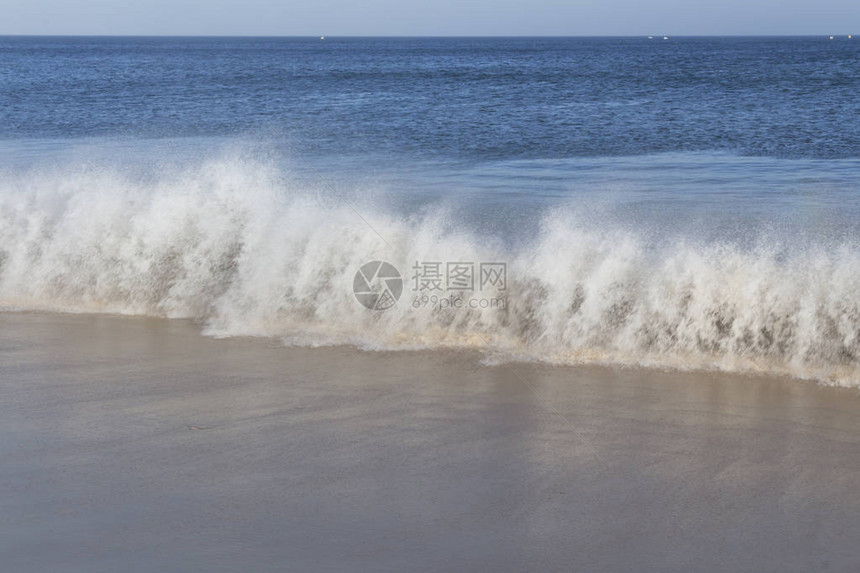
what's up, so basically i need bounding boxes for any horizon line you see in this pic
[0,33,855,39]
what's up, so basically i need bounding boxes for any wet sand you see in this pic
[1,312,859,572]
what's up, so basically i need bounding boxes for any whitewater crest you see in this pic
[1,156,859,386]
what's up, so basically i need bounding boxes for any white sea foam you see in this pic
[1,155,859,386]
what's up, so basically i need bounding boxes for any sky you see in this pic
[0,0,857,36]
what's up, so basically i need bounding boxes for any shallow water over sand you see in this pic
[1,312,859,572]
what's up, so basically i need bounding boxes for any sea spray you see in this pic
[1,156,859,386]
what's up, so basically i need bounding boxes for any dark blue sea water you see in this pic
[2,37,859,229]
[2,36,860,383]
[2,36,859,157]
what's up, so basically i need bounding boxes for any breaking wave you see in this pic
[2,154,860,386]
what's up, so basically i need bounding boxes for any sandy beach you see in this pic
[1,311,859,572]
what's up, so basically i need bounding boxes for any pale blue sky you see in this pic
[0,0,857,36]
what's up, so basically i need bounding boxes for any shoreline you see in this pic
[2,311,859,571]
[5,308,858,389]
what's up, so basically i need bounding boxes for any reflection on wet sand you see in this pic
[1,312,859,572]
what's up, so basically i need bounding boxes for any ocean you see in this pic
[4,36,860,573]
[1,36,860,384]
